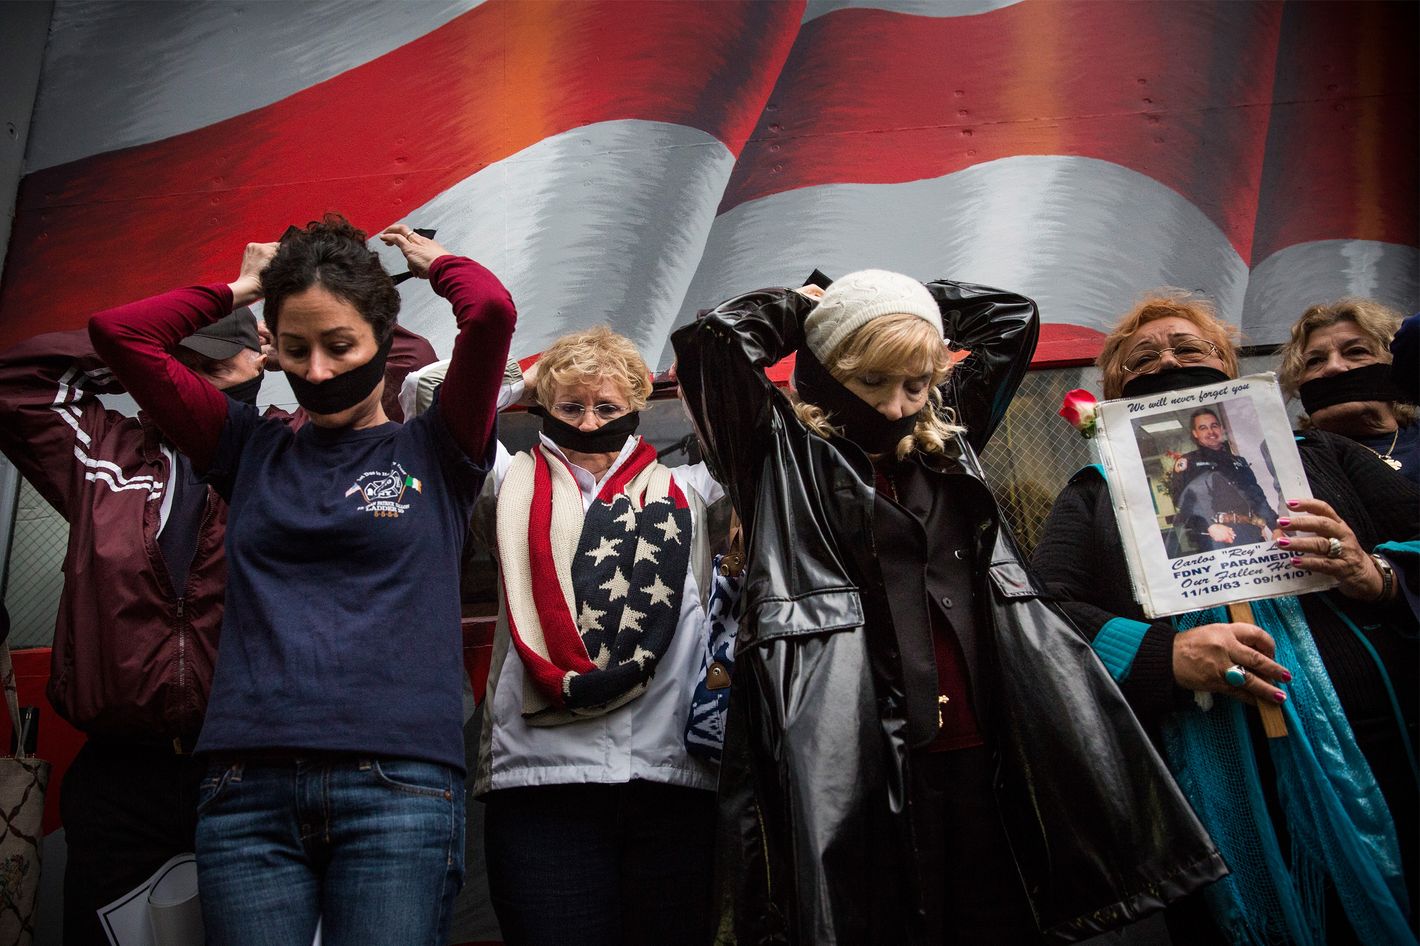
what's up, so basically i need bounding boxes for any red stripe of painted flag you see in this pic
[718,0,1284,260]
[1249,0,1419,263]
[0,0,803,349]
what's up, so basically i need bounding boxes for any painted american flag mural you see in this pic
[0,0,1415,380]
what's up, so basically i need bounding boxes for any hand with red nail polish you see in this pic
[1277,497,1387,601]
[1171,622,1290,706]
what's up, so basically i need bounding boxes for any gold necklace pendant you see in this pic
[1367,428,1403,471]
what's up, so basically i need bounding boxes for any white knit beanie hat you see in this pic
[803,269,942,361]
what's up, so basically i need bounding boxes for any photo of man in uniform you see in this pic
[1168,407,1279,554]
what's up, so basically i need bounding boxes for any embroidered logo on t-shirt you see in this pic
[343,461,423,519]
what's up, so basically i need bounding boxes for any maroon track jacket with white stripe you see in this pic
[0,329,235,740]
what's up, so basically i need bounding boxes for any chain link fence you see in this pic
[4,478,68,648]
[979,353,1289,559]
[980,364,1101,557]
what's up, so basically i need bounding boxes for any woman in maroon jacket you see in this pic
[89,216,515,946]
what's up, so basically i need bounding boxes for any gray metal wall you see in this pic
[0,1,52,286]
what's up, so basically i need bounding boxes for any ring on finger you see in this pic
[1326,536,1343,559]
[1223,664,1249,687]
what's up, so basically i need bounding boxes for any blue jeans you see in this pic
[195,755,465,946]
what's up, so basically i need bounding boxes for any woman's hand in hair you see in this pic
[256,320,280,371]
[228,242,279,307]
[517,359,540,406]
[380,225,452,279]
[794,284,826,302]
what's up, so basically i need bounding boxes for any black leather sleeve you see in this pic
[1031,473,1188,727]
[926,280,1039,452]
[670,288,816,526]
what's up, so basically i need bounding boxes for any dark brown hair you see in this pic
[261,214,399,343]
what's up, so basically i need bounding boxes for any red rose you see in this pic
[1058,388,1098,437]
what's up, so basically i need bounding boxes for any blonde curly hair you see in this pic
[792,312,961,460]
[534,325,651,412]
[1276,298,1414,426]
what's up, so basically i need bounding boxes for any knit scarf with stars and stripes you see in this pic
[496,438,693,723]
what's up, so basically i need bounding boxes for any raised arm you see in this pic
[379,225,515,462]
[88,242,275,470]
[926,281,1039,452]
[0,330,128,517]
[670,287,816,525]
[87,283,231,469]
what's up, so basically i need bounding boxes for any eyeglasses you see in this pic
[550,402,629,422]
[1122,337,1221,374]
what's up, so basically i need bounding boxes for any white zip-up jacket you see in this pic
[401,365,722,795]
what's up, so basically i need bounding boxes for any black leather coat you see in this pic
[671,283,1226,945]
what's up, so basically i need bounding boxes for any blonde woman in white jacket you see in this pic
[404,327,722,946]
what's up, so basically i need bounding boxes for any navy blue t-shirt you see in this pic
[197,396,488,772]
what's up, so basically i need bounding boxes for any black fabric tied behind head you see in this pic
[1298,362,1401,414]
[793,343,920,455]
[1120,365,1231,398]
[223,373,264,406]
[285,332,394,416]
[531,405,641,454]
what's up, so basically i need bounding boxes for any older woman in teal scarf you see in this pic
[1034,291,1418,946]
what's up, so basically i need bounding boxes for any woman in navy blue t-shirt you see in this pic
[90,216,515,946]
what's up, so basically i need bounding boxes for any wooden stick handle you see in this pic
[1227,601,1288,738]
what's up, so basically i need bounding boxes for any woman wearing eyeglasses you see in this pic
[1033,291,1419,945]
[465,326,723,946]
